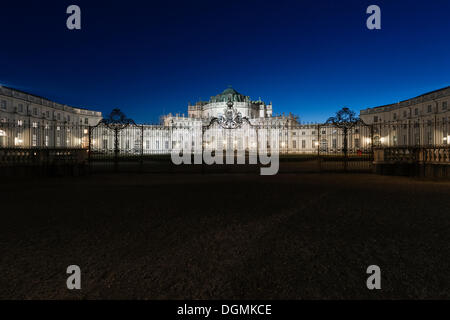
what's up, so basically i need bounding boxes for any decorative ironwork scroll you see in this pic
[101,108,136,130]
[212,100,249,129]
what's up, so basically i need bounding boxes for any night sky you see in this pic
[1,0,449,123]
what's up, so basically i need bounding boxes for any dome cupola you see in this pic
[210,86,249,103]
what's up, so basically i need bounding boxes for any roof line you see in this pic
[372,86,450,109]
[0,85,102,113]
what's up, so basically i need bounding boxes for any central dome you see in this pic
[221,87,239,95]
[210,87,249,103]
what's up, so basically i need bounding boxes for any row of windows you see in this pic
[374,101,449,122]
[380,132,449,146]
[0,99,90,124]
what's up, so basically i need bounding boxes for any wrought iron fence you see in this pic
[1,114,449,173]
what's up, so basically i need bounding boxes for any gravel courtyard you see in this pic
[1,172,449,299]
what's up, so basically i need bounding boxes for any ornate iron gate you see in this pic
[89,109,143,171]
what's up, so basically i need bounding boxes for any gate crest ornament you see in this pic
[101,108,136,130]
[217,100,245,129]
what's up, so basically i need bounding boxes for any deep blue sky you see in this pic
[1,0,449,123]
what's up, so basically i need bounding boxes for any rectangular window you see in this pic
[165,141,169,149]
[1,100,7,110]
[393,113,397,120]
[415,108,419,116]
[293,140,297,149]
[302,140,306,148]
[85,118,89,124]
[332,138,337,148]
[428,105,432,113]
[443,101,448,111]
[33,108,38,115]
[373,116,378,123]
[15,132,23,146]
[18,104,23,112]
[17,120,23,126]
[32,122,38,128]
[146,140,150,149]
[32,134,37,147]
[103,139,108,149]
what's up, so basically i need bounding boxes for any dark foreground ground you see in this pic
[1,172,450,299]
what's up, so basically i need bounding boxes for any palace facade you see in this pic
[360,86,450,147]
[0,85,102,148]
[1,85,449,154]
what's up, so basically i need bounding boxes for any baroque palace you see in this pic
[0,85,449,154]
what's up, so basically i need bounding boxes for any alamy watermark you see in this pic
[66,5,81,30]
[170,126,280,176]
[66,265,81,290]
[366,265,381,290]
[366,5,381,30]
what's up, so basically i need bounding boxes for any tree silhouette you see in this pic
[326,107,361,171]
[326,107,359,129]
